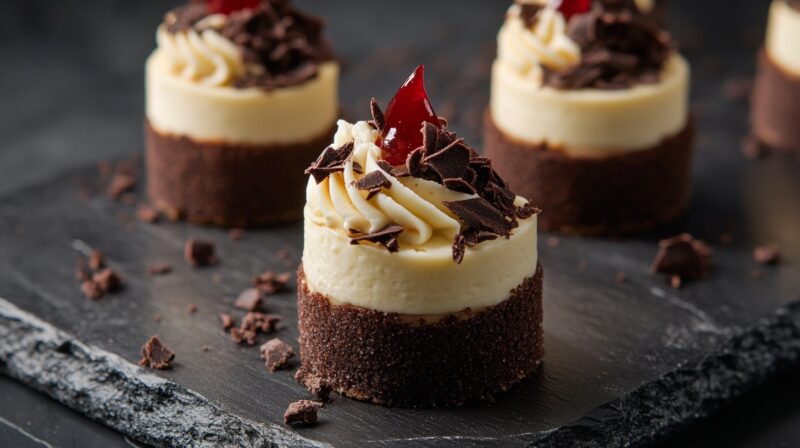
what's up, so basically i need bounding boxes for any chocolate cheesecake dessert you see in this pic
[752,0,800,155]
[297,66,543,407]
[145,0,338,227]
[484,0,692,235]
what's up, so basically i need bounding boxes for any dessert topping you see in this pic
[377,65,442,166]
[349,225,405,253]
[139,336,175,370]
[354,171,392,200]
[260,338,295,372]
[234,288,264,311]
[651,234,712,282]
[207,0,262,15]
[305,142,354,183]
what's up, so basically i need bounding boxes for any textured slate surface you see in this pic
[2,0,800,446]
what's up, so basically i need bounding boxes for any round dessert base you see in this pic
[296,264,544,408]
[751,49,800,154]
[483,111,694,236]
[145,120,335,228]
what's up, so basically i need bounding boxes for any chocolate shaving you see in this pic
[370,97,386,130]
[234,288,263,311]
[355,171,392,200]
[220,313,235,330]
[138,336,175,370]
[305,142,354,183]
[260,338,295,372]
[444,198,511,236]
[519,3,544,28]
[284,400,322,428]
[650,233,712,282]
[163,3,207,33]
[349,225,404,253]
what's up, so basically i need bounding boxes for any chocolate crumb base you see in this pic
[751,50,800,154]
[483,110,693,236]
[145,120,336,228]
[297,264,544,408]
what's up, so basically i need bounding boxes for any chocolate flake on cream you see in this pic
[305,142,354,183]
[354,171,392,200]
[349,225,405,253]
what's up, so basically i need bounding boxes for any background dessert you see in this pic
[145,0,339,227]
[484,0,692,235]
[297,67,543,407]
[751,0,800,155]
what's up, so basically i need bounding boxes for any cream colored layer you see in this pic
[490,53,690,156]
[146,50,339,145]
[766,0,800,76]
[302,213,538,315]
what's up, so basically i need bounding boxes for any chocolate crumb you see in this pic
[253,271,292,294]
[81,280,104,300]
[184,238,217,267]
[219,313,235,330]
[229,228,246,241]
[231,312,281,345]
[260,338,295,372]
[138,336,175,370]
[89,250,105,270]
[147,263,172,276]
[202,345,211,352]
[651,233,712,283]
[295,368,332,402]
[188,303,198,314]
[754,244,781,266]
[106,173,136,200]
[136,205,160,223]
[547,237,560,248]
[670,275,682,289]
[741,135,766,159]
[284,400,322,428]
[92,269,123,293]
[235,288,264,311]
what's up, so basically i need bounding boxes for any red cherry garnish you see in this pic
[379,65,441,166]
[551,0,592,20]
[207,0,261,15]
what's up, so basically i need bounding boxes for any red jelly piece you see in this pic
[552,0,592,20]
[207,0,261,15]
[379,65,441,166]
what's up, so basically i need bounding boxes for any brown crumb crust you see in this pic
[296,264,544,408]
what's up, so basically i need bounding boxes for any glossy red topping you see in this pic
[379,65,441,166]
[207,0,262,15]
[552,0,592,20]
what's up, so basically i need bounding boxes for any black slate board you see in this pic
[2,0,800,446]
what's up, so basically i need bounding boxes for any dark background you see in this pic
[1,0,799,446]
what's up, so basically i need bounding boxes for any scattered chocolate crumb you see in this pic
[295,368,332,402]
[253,271,292,294]
[147,263,172,276]
[547,237,560,248]
[187,303,198,314]
[651,233,712,283]
[284,400,322,428]
[741,135,766,159]
[106,173,136,200]
[276,248,293,265]
[616,271,628,284]
[89,250,105,270]
[230,312,281,345]
[670,275,682,289]
[136,205,160,223]
[202,345,211,352]
[138,336,175,370]
[184,238,217,267]
[219,313,235,330]
[754,244,781,266]
[81,280,104,300]
[261,338,295,372]
[235,288,263,311]
[75,261,91,282]
[93,269,123,293]
[229,228,246,241]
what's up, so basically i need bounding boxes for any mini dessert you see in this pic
[484,0,692,235]
[751,0,800,154]
[145,0,339,226]
[297,66,543,407]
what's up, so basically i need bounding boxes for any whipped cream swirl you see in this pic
[306,120,476,248]
[156,15,244,87]
[498,3,581,83]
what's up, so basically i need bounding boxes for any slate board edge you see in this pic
[533,299,800,448]
[0,298,330,448]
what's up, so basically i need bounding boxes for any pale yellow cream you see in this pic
[302,120,539,315]
[766,0,800,76]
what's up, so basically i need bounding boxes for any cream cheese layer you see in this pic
[302,120,539,315]
[490,53,690,156]
[766,0,800,76]
[146,51,339,145]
